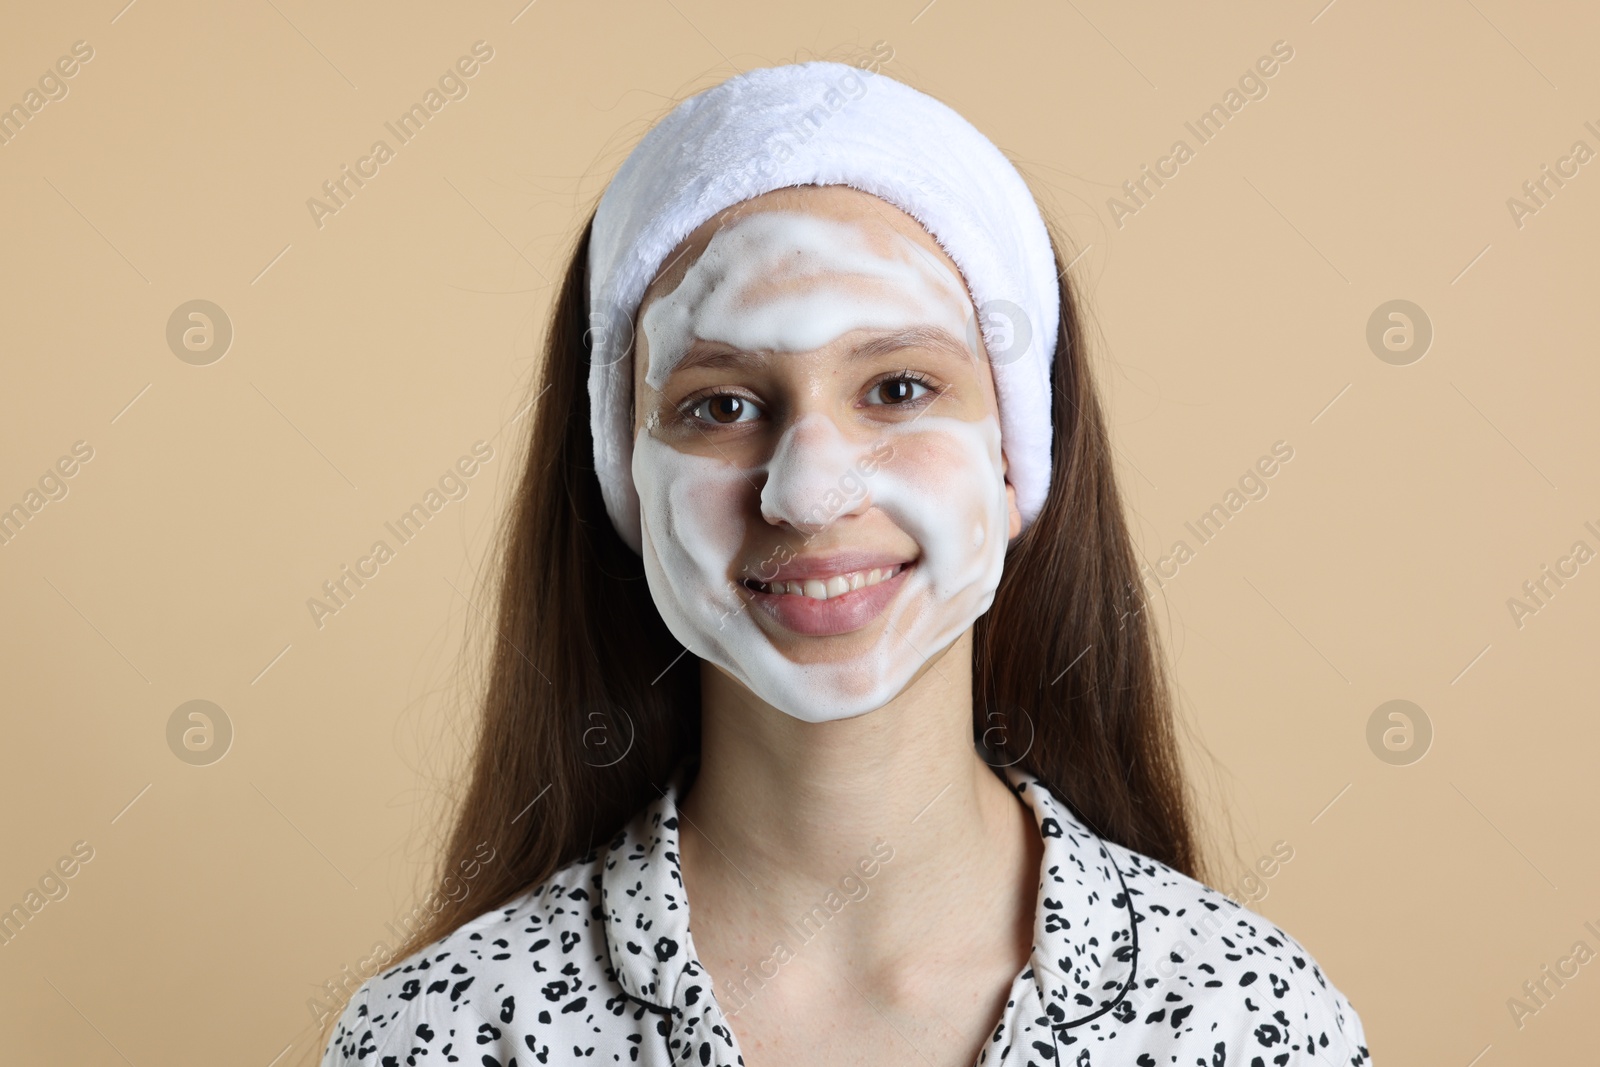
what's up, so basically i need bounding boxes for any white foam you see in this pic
[640,211,974,392]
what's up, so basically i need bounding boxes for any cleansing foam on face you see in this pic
[632,209,1011,722]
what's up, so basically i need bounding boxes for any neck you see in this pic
[678,629,1040,965]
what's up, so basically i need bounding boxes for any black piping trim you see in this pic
[619,988,680,1017]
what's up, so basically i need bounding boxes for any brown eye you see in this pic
[870,376,930,406]
[688,394,759,424]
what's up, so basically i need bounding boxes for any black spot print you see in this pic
[319,762,1371,1067]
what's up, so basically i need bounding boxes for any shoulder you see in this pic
[1101,838,1374,1064]
[317,848,613,1067]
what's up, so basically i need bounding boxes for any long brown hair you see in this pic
[318,195,1202,1046]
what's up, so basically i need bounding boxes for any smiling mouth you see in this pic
[742,562,911,601]
[742,560,916,638]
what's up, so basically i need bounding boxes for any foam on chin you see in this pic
[631,208,1011,722]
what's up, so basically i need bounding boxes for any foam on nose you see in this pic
[758,411,869,531]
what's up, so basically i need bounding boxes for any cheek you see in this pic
[633,435,750,584]
[874,418,1008,595]
[883,424,1005,525]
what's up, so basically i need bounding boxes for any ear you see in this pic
[1001,447,1022,540]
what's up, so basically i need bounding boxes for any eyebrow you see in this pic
[673,325,975,374]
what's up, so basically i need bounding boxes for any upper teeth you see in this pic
[748,564,905,600]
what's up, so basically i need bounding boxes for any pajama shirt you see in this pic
[321,762,1372,1066]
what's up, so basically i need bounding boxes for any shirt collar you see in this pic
[1002,764,1140,1030]
[598,761,698,1009]
[598,760,1139,1031]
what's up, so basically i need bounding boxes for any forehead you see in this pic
[635,185,967,326]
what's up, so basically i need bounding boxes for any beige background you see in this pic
[2,0,1596,1062]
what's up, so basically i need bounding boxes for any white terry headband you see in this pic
[586,59,1060,555]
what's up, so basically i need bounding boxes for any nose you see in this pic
[758,412,875,533]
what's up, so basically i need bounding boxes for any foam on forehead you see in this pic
[587,60,1060,555]
[639,209,977,393]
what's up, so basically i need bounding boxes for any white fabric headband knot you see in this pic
[586,59,1059,555]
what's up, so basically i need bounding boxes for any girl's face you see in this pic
[630,185,1022,722]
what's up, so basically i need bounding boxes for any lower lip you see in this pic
[748,563,914,637]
